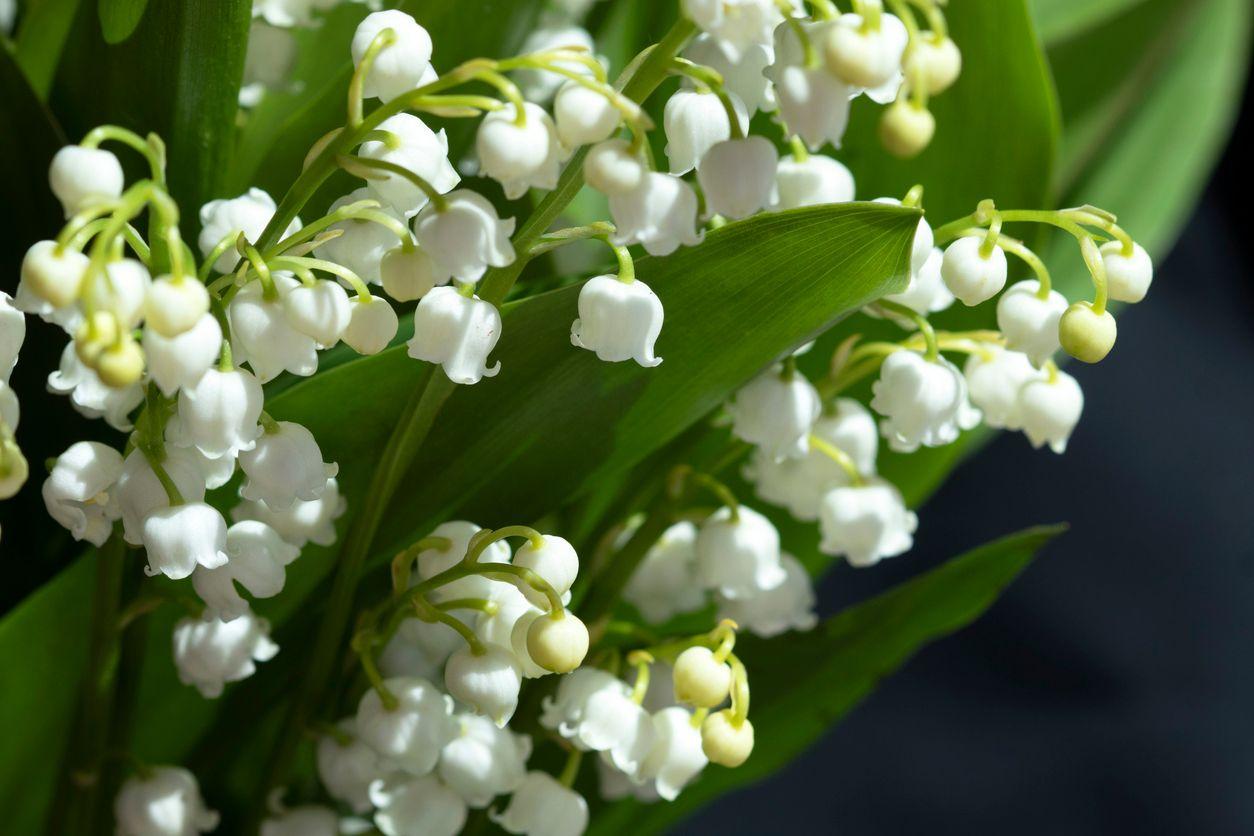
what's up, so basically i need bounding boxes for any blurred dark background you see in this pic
[683,66,1254,836]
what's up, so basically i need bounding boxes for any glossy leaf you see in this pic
[98,0,149,44]
[589,524,1066,834]
[12,0,84,96]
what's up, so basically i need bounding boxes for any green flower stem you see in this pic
[415,595,486,655]
[628,650,653,703]
[807,0,840,18]
[271,256,372,300]
[1063,206,1135,255]
[558,748,584,787]
[338,154,449,213]
[390,536,452,593]
[728,652,751,723]
[139,445,183,506]
[670,57,743,139]
[81,125,165,183]
[906,0,948,38]
[1079,235,1109,313]
[808,434,865,485]
[236,238,277,300]
[948,226,1052,296]
[348,28,396,127]
[875,299,939,360]
[58,204,119,250]
[464,525,546,563]
[351,630,397,710]
[678,466,741,519]
[528,222,616,256]
[264,198,381,257]
[199,233,239,283]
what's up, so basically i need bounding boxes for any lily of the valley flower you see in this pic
[370,773,467,836]
[355,675,456,776]
[444,644,524,727]
[773,153,856,210]
[584,138,646,196]
[963,346,1038,431]
[169,366,264,460]
[231,476,346,548]
[142,502,230,580]
[766,20,852,151]
[694,505,785,599]
[554,81,622,150]
[343,295,400,355]
[351,10,435,102]
[716,552,817,637]
[172,609,278,698]
[639,706,709,801]
[19,239,89,311]
[870,350,981,452]
[728,365,822,460]
[941,236,1009,307]
[228,274,319,383]
[144,274,210,338]
[49,145,123,218]
[623,521,706,623]
[283,279,352,348]
[358,114,459,217]
[476,102,562,199]
[698,136,779,219]
[42,440,124,546]
[997,279,1068,367]
[663,88,747,175]
[48,342,145,430]
[143,313,222,397]
[114,766,219,836]
[198,188,299,275]
[238,420,337,510]
[438,713,532,808]
[1101,240,1154,303]
[412,191,515,283]
[609,172,703,257]
[318,189,406,285]
[192,520,300,621]
[407,286,503,385]
[541,668,655,778]
[1019,368,1084,454]
[316,719,381,814]
[818,477,917,567]
[570,275,664,367]
[491,771,589,836]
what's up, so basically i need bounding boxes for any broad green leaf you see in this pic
[98,0,149,44]
[12,0,84,96]
[589,524,1066,835]
[1027,0,1148,45]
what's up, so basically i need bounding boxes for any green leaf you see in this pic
[0,47,67,262]
[589,524,1067,835]
[98,0,149,44]
[12,0,85,96]
[1027,0,1147,45]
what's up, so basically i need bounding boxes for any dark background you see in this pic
[683,70,1254,836]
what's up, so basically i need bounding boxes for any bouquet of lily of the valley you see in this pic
[0,0,1242,833]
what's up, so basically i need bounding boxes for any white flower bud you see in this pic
[663,88,746,175]
[996,279,1068,367]
[941,236,1009,306]
[526,611,589,674]
[904,35,962,95]
[870,350,981,452]
[412,190,515,283]
[356,676,456,775]
[42,441,123,546]
[114,766,219,836]
[695,505,785,599]
[143,313,222,397]
[198,188,300,274]
[19,240,89,309]
[438,713,531,808]
[343,295,399,355]
[513,534,579,600]
[881,246,953,317]
[584,138,645,196]
[173,609,278,698]
[728,366,821,460]
[261,805,339,836]
[238,420,337,510]
[316,719,381,813]
[1058,301,1117,363]
[491,771,588,836]
[47,342,145,431]
[717,552,817,638]
[49,146,123,217]
[283,280,351,348]
[623,522,705,623]
[767,20,853,151]
[1019,368,1083,454]
[963,347,1038,430]
[673,646,732,708]
[317,188,405,284]
[444,644,523,727]
[370,773,467,836]
[698,136,778,219]
[115,447,206,545]
[380,246,448,301]
[818,477,916,567]
[701,709,754,767]
[509,609,550,679]
[228,274,318,383]
[144,274,210,338]
[476,102,562,199]
[81,258,150,330]
[407,286,502,385]
[1101,240,1153,304]
[879,100,935,158]
[570,275,664,367]
[681,0,781,58]
[169,366,263,460]
[351,10,434,102]
[541,668,655,776]
[609,172,703,257]
[94,335,146,389]
[142,502,230,580]
[554,81,621,149]
[192,520,299,621]
[774,154,855,210]
[824,13,907,90]
[685,33,774,115]
[640,706,708,800]
[359,114,459,217]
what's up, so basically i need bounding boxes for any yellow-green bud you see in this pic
[1059,301,1117,363]
[526,610,589,674]
[95,336,145,387]
[702,709,754,767]
[673,646,732,708]
[879,100,935,159]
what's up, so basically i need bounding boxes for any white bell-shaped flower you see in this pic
[570,275,664,367]
[0,382,17,431]
[728,365,822,460]
[169,366,263,460]
[1101,240,1153,303]
[381,246,449,301]
[663,88,747,175]
[49,145,124,217]
[142,502,230,580]
[260,805,340,836]
[198,188,300,274]
[1019,368,1083,454]
[824,12,908,93]
[19,239,89,311]
[698,136,778,219]
[766,20,853,151]
[639,706,708,801]
[477,102,562,199]
[115,447,207,545]
[406,286,502,385]
[351,10,435,101]
[438,712,532,808]
[143,313,222,397]
[42,441,124,546]
[583,139,646,196]
[228,274,319,382]
[358,114,459,217]
[355,676,456,776]
[318,189,405,285]
[0,293,20,382]
[238,420,337,510]
[316,719,382,814]
[513,534,579,604]
[597,756,661,803]
[774,154,855,210]
[554,81,621,150]
[609,172,703,257]
[283,279,351,348]
[47,342,144,430]
[903,34,962,94]
[172,609,278,698]
[80,258,150,330]
[507,609,551,679]
[881,247,953,317]
[192,520,300,621]
[370,774,467,836]
[623,521,706,623]
[685,34,774,115]
[412,191,515,283]
[996,279,1068,367]
[381,617,463,681]
[444,644,523,727]
[114,766,219,836]
[413,520,513,599]
[694,504,785,599]
[491,771,588,836]
[513,24,596,102]
[343,295,399,355]
[818,477,917,567]
[144,274,210,338]
[681,0,781,58]
[717,552,817,637]
[870,350,981,452]
[541,668,655,777]
[941,236,1009,307]
[232,476,346,548]
[475,582,541,655]
[963,347,1038,431]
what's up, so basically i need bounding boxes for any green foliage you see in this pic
[97,0,148,44]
